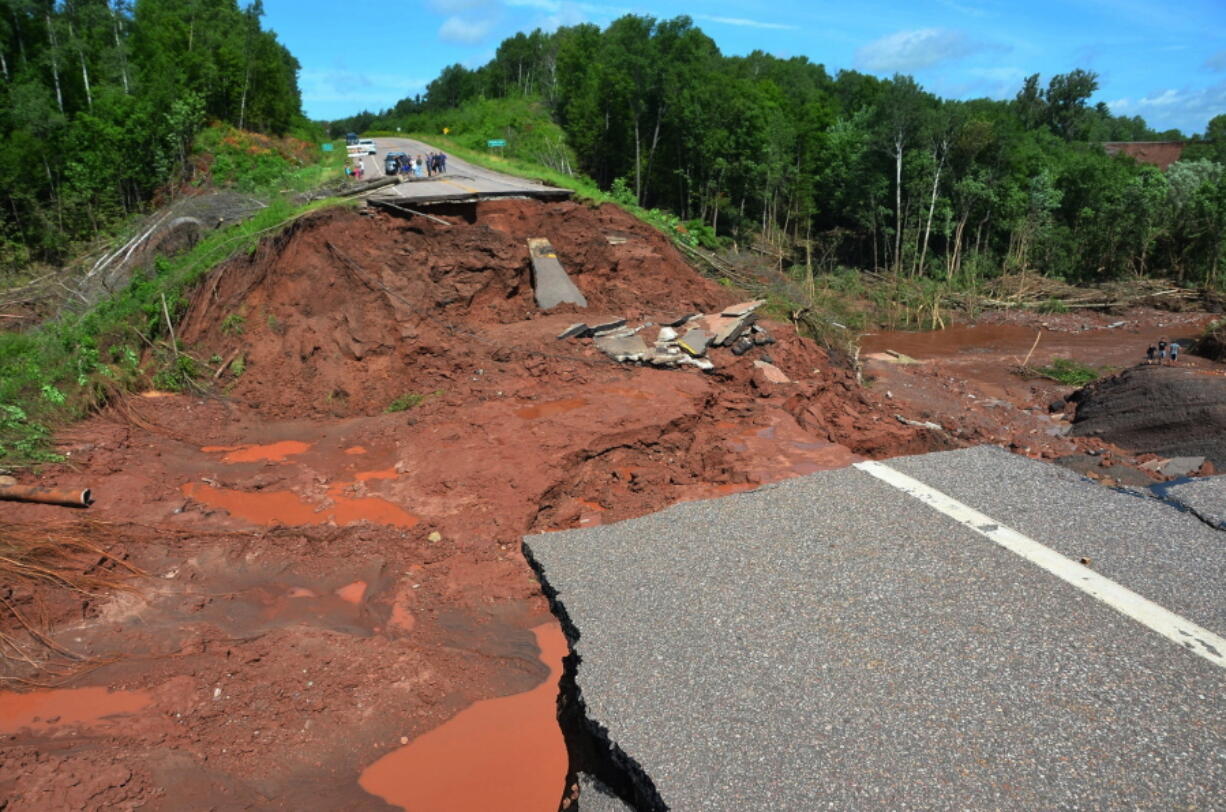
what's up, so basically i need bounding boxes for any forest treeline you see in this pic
[334,15,1226,287]
[0,0,305,272]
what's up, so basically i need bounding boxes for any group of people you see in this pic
[1145,338,1180,365]
[344,151,448,181]
[390,152,447,178]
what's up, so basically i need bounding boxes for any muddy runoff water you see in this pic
[863,318,1214,371]
[0,687,152,735]
[360,623,569,810]
[180,440,570,809]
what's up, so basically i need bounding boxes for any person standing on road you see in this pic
[440,152,447,174]
[1157,337,1168,364]
[1145,344,1156,364]
[1169,341,1180,366]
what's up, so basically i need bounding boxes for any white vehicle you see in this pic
[358,138,377,155]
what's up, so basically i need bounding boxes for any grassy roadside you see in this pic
[0,196,352,468]
[1,126,349,468]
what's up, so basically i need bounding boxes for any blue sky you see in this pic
[263,0,1226,135]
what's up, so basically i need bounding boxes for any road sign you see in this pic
[322,143,333,152]
[487,139,507,148]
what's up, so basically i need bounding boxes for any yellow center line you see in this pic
[440,178,480,194]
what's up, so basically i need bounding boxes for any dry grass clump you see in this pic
[0,521,144,682]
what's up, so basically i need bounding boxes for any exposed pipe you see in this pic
[0,484,93,508]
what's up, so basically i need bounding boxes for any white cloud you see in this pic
[439,15,494,44]
[855,28,995,73]
[1107,81,1226,134]
[694,14,798,31]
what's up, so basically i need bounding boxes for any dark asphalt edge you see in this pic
[1133,479,1226,531]
[522,538,668,812]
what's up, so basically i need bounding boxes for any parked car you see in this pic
[358,138,376,155]
[385,152,407,176]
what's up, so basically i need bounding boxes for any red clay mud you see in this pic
[861,308,1225,482]
[202,440,312,463]
[0,687,152,735]
[359,623,569,811]
[1,199,937,809]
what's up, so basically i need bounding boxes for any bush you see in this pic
[1033,357,1102,386]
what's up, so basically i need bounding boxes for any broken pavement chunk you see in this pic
[753,360,791,383]
[730,336,754,356]
[594,332,649,362]
[678,328,712,357]
[528,237,587,310]
[662,313,700,328]
[721,299,766,318]
[751,325,775,346]
[589,318,629,336]
[1159,456,1205,478]
[711,313,755,346]
[557,322,590,340]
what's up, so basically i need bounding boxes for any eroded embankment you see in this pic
[0,199,940,810]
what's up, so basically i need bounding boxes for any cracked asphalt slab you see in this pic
[527,448,1225,809]
[1163,475,1226,529]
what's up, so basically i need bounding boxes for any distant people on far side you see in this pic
[1145,343,1156,364]
[1157,337,1168,364]
[1169,341,1180,366]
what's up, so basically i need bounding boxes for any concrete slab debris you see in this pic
[594,332,649,362]
[558,322,590,340]
[528,237,587,310]
[662,313,700,328]
[752,360,791,383]
[751,325,775,346]
[677,329,712,357]
[589,318,629,336]
[711,313,755,346]
[1160,456,1206,477]
[721,299,765,317]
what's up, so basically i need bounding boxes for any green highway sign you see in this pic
[321,143,333,151]
[487,139,507,148]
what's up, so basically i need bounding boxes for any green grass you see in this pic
[0,197,353,467]
[1032,357,1103,387]
[384,390,440,413]
[220,311,246,335]
[195,124,347,194]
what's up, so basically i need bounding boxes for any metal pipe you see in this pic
[0,484,93,508]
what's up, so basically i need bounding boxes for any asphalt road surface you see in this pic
[354,137,569,204]
[528,446,1225,810]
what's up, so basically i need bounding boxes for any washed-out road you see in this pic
[354,136,570,205]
